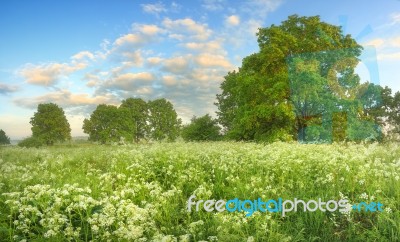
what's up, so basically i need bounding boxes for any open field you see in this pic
[0,142,399,241]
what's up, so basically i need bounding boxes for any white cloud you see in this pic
[106,72,155,90]
[162,75,178,86]
[14,89,119,109]
[71,51,95,62]
[162,18,212,41]
[225,15,240,26]
[183,39,225,55]
[133,24,164,36]
[195,53,232,69]
[19,62,87,86]
[114,34,147,48]
[141,2,167,16]
[147,57,164,66]
[161,56,191,74]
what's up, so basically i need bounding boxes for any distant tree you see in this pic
[82,104,135,144]
[182,114,221,141]
[148,98,181,141]
[120,98,149,142]
[0,129,10,145]
[30,103,71,145]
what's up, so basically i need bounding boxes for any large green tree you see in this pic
[216,15,382,142]
[0,129,10,145]
[120,98,149,142]
[30,103,71,145]
[181,114,221,141]
[148,98,181,141]
[83,104,135,144]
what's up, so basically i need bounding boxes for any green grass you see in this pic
[0,142,399,241]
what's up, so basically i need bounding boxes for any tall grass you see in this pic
[0,142,399,241]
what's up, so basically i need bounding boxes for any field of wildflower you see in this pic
[0,142,399,241]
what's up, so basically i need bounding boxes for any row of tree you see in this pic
[12,97,221,147]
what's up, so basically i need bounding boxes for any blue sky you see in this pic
[0,0,399,139]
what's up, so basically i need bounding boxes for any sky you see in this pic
[0,0,400,139]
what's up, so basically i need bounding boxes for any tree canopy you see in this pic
[120,98,149,142]
[83,104,135,144]
[148,98,181,141]
[182,114,221,141]
[83,98,181,143]
[216,15,385,142]
[0,129,10,145]
[30,103,71,145]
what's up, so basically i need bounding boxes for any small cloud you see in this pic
[162,75,178,86]
[183,39,225,55]
[0,82,19,95]
[114,34,147,48]
[71,51,95,62]
[14,89,119,110]
[83,72,104,88]
[19,62,86,86]
[201,0,225,11]
[133,24,164,36]
[141,2,167,16]
[161,56,191,74]
[147,57,164,66]
[225,15,240,26]
[105,72,155,91]
[195,53,232,69]
[162,18,212,41]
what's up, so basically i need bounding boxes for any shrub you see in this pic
[18,136,45,148]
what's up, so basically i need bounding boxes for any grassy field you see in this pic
[0,142,399,241]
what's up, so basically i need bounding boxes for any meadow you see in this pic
[0,142,399,241]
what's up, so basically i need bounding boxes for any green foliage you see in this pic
[148,98,181,141]
[82,104,135,144]
[17,136,45,148]
[0,129,10,145]
[30,103,71,145]
[387,91,400,136]
[216,15,385,143]
[120,98,149,142]
[181,114,221,141]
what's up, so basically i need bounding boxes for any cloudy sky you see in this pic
[1,0,399,139]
